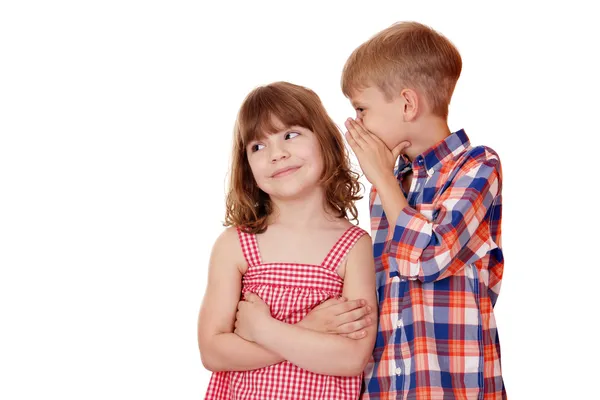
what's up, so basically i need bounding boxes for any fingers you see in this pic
[345,131,359,152]
[344,119,369,150]
[234,309,241,331]
[336,304,372,324]
[354,119,376,139]
[337,315,375,339]
[348,118,379,145]
[338,313,375,333]
[331,299,367,315]
[235,299,250,323]
[392,140,411,159]
[345,128,363,155]
[343,330,368,340]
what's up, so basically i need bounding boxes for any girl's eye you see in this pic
[250,143,265,152]
[356,108,365,113]
[285,131,300,140]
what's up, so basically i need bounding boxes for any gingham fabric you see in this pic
[205,225,368,400]
[363,130,506,400]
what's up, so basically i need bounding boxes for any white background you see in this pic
[1,1,598,399]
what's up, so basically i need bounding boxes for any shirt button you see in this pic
[396,319,402,328]
[395,367,402,375]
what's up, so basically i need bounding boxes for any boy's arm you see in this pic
[235,235,378,376]
[376,154,501,283]
[197,228,285,372]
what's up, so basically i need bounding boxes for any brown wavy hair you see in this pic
[224,81,362,234]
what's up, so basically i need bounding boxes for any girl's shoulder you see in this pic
[213,226,239,247]
[210,226,247,271]
[339,221,370,238]
[323,221,371,247]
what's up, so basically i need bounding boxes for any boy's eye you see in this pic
[250,143,265,152]
[285,131,300,140]
[356,107,365,113]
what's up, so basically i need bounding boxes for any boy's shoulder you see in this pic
[448,144,502,173]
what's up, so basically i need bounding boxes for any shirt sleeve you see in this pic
[386,155,501,283]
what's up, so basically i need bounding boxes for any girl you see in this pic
[197,82,377,400]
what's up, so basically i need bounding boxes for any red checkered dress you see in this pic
[204,225,368,400]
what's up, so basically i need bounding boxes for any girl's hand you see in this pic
[297,297,375,339]
[234,292,271,342]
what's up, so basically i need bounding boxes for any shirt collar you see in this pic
[397,129,470,174]
[396,154,413,177]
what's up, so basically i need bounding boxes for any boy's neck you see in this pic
[404,116,452,162]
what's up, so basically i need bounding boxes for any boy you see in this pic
[342,22,506,399]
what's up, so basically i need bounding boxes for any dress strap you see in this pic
[320,226,368,271]
[236,227,262,267]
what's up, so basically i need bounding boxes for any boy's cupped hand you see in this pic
[344,118,410,186]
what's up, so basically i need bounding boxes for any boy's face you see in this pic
[349,86,407,149]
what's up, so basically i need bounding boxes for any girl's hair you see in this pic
[224,81,362,234]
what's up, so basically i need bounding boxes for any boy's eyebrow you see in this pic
[350,98,364,108]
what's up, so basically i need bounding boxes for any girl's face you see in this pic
[246,121,324,201]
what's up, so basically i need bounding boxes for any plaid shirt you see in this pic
[363,130,506,400]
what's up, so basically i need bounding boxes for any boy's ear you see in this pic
[400,89,419,122]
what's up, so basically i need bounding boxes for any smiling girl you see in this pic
[197,81,377,400]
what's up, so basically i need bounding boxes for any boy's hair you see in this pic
[225,81,362,234]
[341,21,462,119]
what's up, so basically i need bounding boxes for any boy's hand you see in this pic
[234,293,271,342]
[344,118,411,187]
[297,297,375,340]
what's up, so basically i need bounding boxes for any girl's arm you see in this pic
[197,227,284,372]
[235,235,378,376]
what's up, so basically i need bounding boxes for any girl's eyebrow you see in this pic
[275,125,292,133]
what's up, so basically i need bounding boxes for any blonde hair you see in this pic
[225,81,362,234]
[342,21,462,118]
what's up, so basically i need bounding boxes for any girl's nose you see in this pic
[270,146,290,163]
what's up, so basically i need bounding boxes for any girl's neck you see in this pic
[267,188,340,229]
